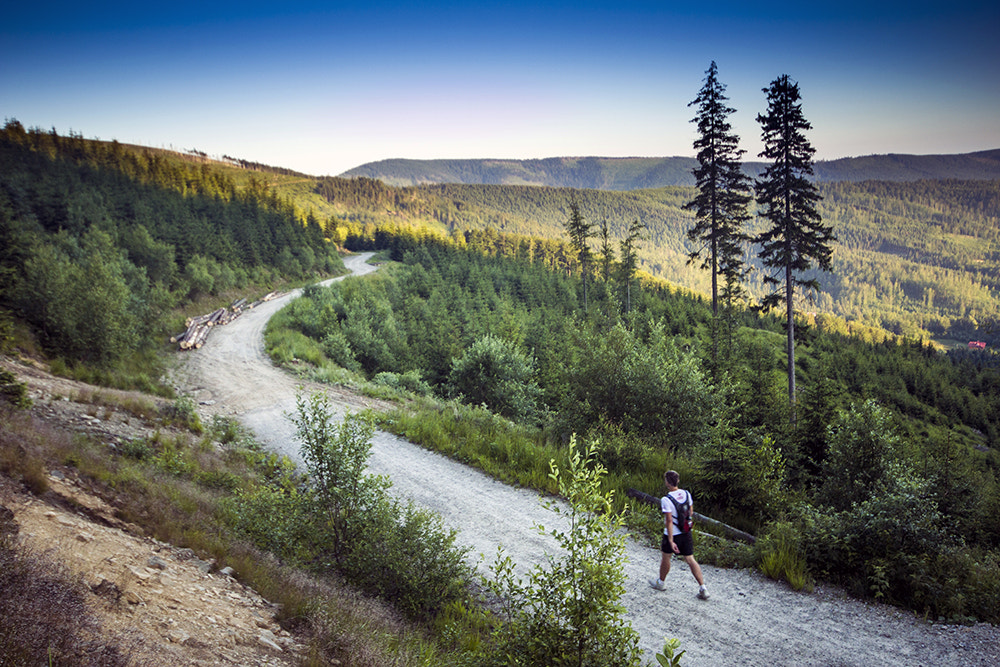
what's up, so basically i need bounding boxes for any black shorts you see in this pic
[661,532,694,557]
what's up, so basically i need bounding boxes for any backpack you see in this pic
[667,491,693,533]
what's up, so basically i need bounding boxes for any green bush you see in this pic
[347,499,470,620]
[448,334,542,423]
[118,437,153,461]
[558,322,716,450]
[0,369,31,409]
[481,437,642,667]
[161,395,202,433]
[756,521,811,591]
[285,393,472,620]
[373,370,434,397]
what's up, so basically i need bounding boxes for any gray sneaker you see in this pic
[697,586,709,600]
[649,578,667,591]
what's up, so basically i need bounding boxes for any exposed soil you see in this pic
[5,251,998,666]
[1,366,301,666]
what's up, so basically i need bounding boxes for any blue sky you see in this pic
[3,1,998,176]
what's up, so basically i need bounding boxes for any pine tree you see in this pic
[617,218,646,314]
[685,61,753,364]
[598,219,614,283]
[563,198,594,312]
[754,75,835,422]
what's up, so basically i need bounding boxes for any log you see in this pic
[191,325,210,349]
[203,308,224,327]
[626,487,756,544]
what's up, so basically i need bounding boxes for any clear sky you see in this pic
[3,1,998,176]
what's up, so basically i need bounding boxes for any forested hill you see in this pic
[0,122,343,374]
[316,176,1000,346]
[339,150,1000,189]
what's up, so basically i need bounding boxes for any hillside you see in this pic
[3,121,996,354]
[314,177,1000,346]
[339,150,1000,189]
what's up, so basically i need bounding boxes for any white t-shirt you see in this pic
[661,489,691,536]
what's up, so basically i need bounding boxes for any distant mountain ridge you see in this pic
[339,150,1000,190]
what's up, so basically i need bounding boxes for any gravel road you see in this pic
[173,252,999,666]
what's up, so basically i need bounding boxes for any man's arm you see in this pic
[664,510,679,553]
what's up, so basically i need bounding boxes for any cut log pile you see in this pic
[171,291,284,351]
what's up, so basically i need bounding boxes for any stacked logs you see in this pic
[171,291,284,350]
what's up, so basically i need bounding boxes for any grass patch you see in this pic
[756,521,813,592]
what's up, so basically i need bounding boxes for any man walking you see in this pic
[649,470,709,600]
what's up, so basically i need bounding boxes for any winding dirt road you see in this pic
[174,252,998,666]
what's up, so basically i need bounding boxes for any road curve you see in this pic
[174,252,998,667]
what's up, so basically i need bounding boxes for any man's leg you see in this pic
[659,551,672,581]
[683,555,704,586]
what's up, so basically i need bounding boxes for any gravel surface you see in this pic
[173,252,1000,666]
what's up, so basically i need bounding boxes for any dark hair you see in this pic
[664,470,680,488]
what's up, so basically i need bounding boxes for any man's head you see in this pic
[664,470,680,489]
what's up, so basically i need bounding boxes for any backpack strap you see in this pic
[666,491,689,526]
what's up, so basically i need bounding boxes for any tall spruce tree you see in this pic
[618,218,646,314]
[754,75,835,422]
[564,198,594,312]
[598,219,614,283]
[685,61,753,364]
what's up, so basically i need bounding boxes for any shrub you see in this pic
[482,437,642,667]
[373,370,434,397]
[286,393,472,620]
[0,369,31,409]
[209,414,243,445]
[448,334,542,423]
[756,521,812,591]
[119,437,154,460]
[160,394,202,433]
[346,499,471,621]
[558,322,716,450]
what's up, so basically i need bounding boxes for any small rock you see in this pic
[167,629,191,644]
[125,590,144,605]
[148,555,170,570]
[257,633,283,652]
[76,532,95,543]
[219,566,235,577]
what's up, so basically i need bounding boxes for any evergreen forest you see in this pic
[273,226,1000,624]
[314,175,1000,347]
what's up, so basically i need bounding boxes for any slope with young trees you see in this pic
[0,121,343,379]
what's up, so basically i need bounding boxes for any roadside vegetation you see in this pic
[3,118,1000,664]
[0,387,477,665]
